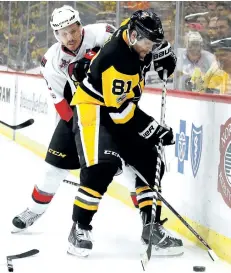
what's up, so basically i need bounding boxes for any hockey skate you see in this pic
[12,208,44,233]
[141,213,184,256]
[67,222,93,257]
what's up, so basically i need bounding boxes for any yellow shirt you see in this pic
[190,62,231,94]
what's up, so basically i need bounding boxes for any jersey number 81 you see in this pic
[112,79,132,95]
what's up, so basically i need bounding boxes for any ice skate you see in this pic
[67,222,93,257]
[141,213,184,256]
[12,208,44,233]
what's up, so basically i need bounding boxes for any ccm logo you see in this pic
[48,148,67,158]
[104,150,120,158]
[141,125,155,138]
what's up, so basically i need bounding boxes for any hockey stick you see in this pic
[63,173,219,262]
[63,179,80,187]
[140,69,168,270]
[0,119,34,130]
[156,193,218,261]
[6,249,39,272]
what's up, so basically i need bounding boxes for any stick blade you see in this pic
[7,249,39,260]
[140,243,152,271]
[208,249,219,261]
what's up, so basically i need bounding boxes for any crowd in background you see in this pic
[1,1,231,94]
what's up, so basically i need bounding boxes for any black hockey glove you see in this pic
[153,41,177,80]
[73,46,100,83]
[139,119,175,146]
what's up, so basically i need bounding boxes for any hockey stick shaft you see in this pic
[133,165,218,262]
[141,70,168,269]
[0,119,34,130]
[157,193,218,261]
[63,179,79,187]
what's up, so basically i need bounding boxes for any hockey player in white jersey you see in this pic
[12,5,115,231]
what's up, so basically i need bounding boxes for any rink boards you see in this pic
[0,71,231,264]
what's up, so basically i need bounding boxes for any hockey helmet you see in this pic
[210,37,231,51]
[185,31,203,49]
[128,10,164,43]
[50,5,81,31]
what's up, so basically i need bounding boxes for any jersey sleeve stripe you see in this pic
[109,102,136,124]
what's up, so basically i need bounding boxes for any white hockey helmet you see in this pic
[185,31,203,48]
[50,5,81,31]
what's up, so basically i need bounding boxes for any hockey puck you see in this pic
[193,266,206,272]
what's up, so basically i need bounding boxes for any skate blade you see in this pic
[151,245,184,257]
[11,225,28,234]
[67,244,92,258]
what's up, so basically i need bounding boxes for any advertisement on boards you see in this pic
[218,117,231,209]
[0,73,16,125]
[175,119,203,177]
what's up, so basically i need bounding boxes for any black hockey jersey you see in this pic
[71,25,152,125]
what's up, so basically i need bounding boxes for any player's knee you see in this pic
[36,162,68,193]
[80,162,120,195]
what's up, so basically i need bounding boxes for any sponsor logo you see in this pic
[142,125,155,138]
[50,93,56,99]
[41,56,47,67]
[106,24,115,33]
[152,46,171,61]
[104,150,120,158]
[48,148,67,158]
[218,117,231,208]
[59,58,71,69]
[20,91,48,115]
[175,120,189,174]
[190,123,203,178]
[0,86,10,103]
[175,120,203,176]
[116,93,126,104]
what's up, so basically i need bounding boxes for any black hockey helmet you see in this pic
[210,37,231,51]
[128,10,164,43]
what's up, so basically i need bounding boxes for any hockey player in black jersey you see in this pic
[68,10,183,257]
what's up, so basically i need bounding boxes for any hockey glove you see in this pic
[153,41,177,80]
[73,46,100,83]
[139,119,175,146]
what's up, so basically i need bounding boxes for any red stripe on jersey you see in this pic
[54,99,73,122]
[32,186,54,204]
[130,192,139,208]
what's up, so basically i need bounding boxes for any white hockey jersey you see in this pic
[40,23,115,121]
[176,48,216,90]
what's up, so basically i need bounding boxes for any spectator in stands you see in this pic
[216,2,231,20]
[208,17,218,43]
[202,37,231,95]
[216,16,231,39]
[206,1,217,20]
[176,31,216,91]
[196,15,211,51]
